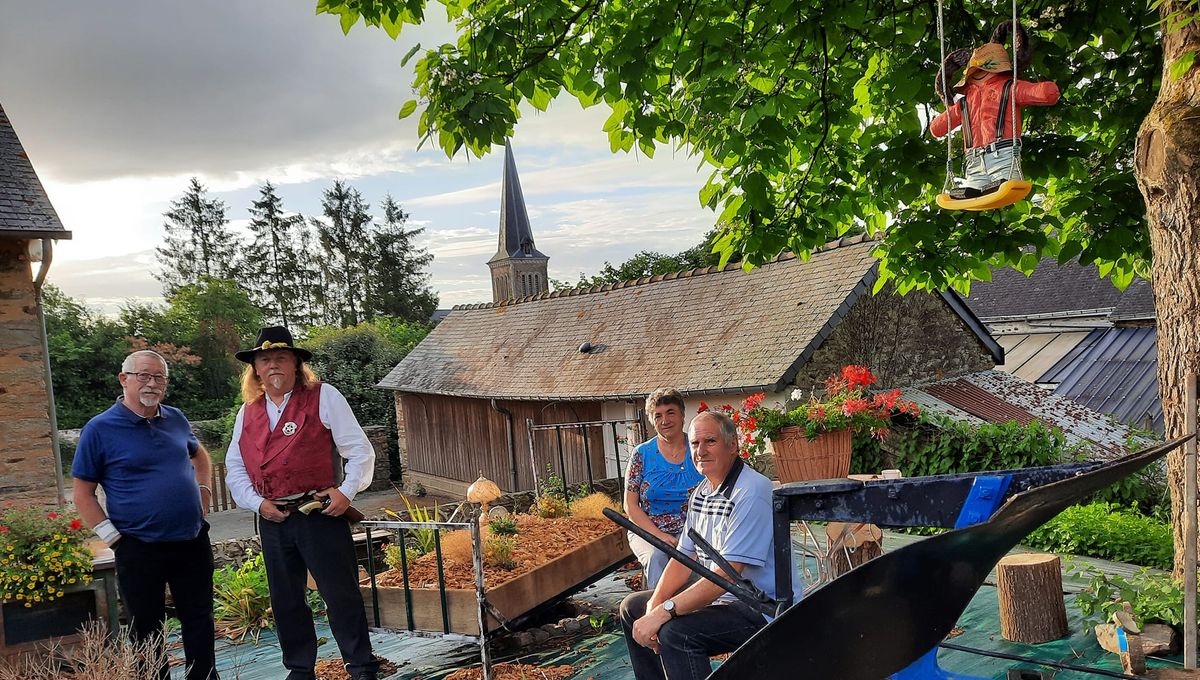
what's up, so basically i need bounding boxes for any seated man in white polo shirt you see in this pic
[620,409,789,680]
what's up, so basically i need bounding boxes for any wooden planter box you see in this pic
[0,550,119,659]
[361,528,631,636]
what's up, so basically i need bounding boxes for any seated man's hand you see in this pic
[632,607,671,653]
[316,487,351,517]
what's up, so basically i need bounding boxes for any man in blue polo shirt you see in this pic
[621,409,792,680]
[72,350,218,680]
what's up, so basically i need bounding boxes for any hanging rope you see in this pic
[1008,0,1022,179]
[936,0,954,194]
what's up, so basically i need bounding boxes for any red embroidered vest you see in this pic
[240,383,336,499]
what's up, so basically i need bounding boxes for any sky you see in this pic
[0,1,718,313]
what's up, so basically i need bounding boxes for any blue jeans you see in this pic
[620,590,765,680]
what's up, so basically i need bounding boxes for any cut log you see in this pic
[826,523,883,579]
[996,553,1069,643]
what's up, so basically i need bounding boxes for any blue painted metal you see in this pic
[953,475,1013,529]
[1040,327,1162,434]
[892,649,986,680]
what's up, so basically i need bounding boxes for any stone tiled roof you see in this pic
[380,237,888,400]
[0,103,69,239]
[1109,277,1156,322]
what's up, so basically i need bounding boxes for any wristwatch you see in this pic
[663,599,678,618]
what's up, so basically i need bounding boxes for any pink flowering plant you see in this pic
[788,365,920,440]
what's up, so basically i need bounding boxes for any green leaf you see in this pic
[401,42,423,67]
[1170,50,1196,81]
[398,100,418,120]
[339,9,357,35]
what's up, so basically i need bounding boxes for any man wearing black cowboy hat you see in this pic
[224,326,379,680]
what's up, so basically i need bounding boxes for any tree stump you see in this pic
[826,523,883,578]
[996,553,1069,643]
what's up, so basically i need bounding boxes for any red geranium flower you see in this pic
[47,512,58,520]
[69,519,83,531]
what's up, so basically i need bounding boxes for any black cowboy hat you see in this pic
[235,326,313,363]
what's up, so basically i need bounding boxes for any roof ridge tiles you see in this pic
[452,233,877,312]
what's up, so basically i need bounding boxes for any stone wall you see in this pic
[362,424,391,492]
[791,287,996,391]
[0,239,57,503]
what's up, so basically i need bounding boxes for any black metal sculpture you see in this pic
[608,436,1187,680]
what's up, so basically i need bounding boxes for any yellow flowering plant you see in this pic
[0,506,93,608]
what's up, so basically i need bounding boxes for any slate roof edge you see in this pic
[938,289,1005,364]
[453,233,877,311]
[0,229,73,240]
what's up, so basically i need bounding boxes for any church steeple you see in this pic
[488,142,549,302]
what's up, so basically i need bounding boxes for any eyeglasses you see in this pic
[124,372,169,384]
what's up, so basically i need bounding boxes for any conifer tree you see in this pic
[312,180,373,326]
[367,195,438,322]
[242,182,305,326]
[155,177,238,295]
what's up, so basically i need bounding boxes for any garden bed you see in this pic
[361,516,630,635]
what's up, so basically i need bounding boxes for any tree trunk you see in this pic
[1134,0,1200,578]
[995,553,1069,643]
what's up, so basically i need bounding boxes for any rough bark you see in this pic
[996,553,1069,643]
[1134,0,1200,579]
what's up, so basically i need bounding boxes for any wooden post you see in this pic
[1186,373,1197,669]
[996,553,1069,643]
[826,523,883,579]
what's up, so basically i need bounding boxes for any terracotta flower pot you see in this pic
[770,427,853,483]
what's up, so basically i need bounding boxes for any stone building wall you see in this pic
[0,239,57,502]
[791,288,996,391]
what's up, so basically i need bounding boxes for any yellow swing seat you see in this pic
[937,179,1032,211]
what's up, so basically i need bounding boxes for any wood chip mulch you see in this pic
[315,656,399,679]
[372,516,620,591]
[444,662,575,680]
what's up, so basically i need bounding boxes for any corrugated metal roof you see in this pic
[1039,327,1161,434]
[924,379,1035,426]
[996,331,1094,382]
[900,371,1151,457]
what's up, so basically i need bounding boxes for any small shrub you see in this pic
[212,553,273,641]
[1024,502,1172,569]
[410,480,427,497]
[532,494,569,519]
[400,495,440,555]
[485,535,518,570]
[383,543,421,571]
[439,529,475,565]
[1072,565,1191,631]
[489,515,519,536]
[569,492,621,519]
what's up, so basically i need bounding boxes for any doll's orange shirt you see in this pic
[930,76,1060,149]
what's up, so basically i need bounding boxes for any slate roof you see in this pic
[900,370,1152,457]
[0,103,70,239]
[964,257,1122,320]
[1109,277,1156,322]
[488,142,545,263]
[380,236,999,400]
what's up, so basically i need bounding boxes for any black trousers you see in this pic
[113,522,218,680]
[259,511,376,679]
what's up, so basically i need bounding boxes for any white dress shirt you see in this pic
[225,382,375,514]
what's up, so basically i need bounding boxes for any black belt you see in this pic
[966,137,1020,157]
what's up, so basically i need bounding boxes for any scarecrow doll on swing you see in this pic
[930,20,1060,210]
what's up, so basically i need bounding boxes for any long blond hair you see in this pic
[240,355,320,404]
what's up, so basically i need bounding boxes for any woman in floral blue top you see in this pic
[624,388,704,588]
